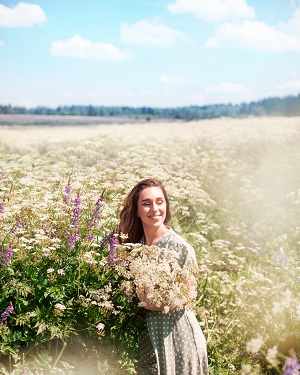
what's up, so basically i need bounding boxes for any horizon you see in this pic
[1,0,300,108]
[1,92,299,111]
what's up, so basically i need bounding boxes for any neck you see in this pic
[143,224,168,246]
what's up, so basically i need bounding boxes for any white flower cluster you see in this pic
[116,243,198,314]
[246,337,264,354]
[54,303,66,311]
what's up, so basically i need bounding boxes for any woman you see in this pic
[119,178,209,375]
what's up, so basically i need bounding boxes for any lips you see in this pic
[149,215,161,220]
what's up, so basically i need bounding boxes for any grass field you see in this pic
[0,116,299,374]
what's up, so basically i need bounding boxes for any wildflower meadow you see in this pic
[0,116,299,374]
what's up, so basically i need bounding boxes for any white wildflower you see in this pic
[272,301,284,316]
[47,268,55,273]
[266,346,279,367]
[54,303,66,311]
[246,337,264,354]
[96,323,105,332]
[282,290,292,308]
[83,251,98,265]
[241,364,252,375]
[57,269,65,275]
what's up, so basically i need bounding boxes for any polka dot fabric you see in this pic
[136,229,209,375]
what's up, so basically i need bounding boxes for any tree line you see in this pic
[1,93,299,120]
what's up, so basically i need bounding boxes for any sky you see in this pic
[0,0,300,108]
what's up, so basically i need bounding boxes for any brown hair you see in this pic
[119,179,171,243]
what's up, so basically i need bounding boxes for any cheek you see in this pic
[137,205,145,217]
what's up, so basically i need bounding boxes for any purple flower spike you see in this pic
[86,233,93,242]
[67,191,81,252]
[0,200,4,214]
[108,232,118,265]
[63,180,72,205]
[274,251,289,267]
[68,230,79,252]
[100,231,118,264]
[88,197,104,230]
[71,193,81,228]
[2,245,13,267]
[0,302,14,325]
[86,196,104,241]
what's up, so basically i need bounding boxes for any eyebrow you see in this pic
[141,197,165,202]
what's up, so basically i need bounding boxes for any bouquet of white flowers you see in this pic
[115,243,198,314]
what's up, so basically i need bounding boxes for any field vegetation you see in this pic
[0,116,299,374]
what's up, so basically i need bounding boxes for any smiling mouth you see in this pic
[149,215,161,219]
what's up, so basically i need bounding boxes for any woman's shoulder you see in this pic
[166,228,193,249]
[160,228,197,267]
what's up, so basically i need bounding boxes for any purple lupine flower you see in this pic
[85,233,93,241]
[63,180,72,205]
[68,230,79,252]
[0,200,4,214]
[100,235,109,248]
[274,251,289,267]
[71,192,81,228]
[107,232,118,265]
[0,302,14,325]
[283,349,300,375]
[86,196,104,241]
[67,192,81,252]
[12,221,27,235]
[100,231,118,264]
[88,197,104,229]
[1,245,14,267]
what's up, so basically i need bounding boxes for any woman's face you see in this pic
[137,187,167,230]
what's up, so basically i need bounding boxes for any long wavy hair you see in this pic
[119,179,171,243]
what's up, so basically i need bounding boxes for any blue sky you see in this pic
[0,0,300,108]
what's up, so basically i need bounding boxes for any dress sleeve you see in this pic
[162,230,198,269]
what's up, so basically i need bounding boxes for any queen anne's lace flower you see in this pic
[54,303,66,311]
[246,337,264,354]
[115,243,198,314]
[266,346,279,367]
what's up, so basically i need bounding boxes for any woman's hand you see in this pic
[137,284,168,312]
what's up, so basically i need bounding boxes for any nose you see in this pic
[151,202,159,212]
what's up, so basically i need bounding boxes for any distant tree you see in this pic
[1,93,300,120]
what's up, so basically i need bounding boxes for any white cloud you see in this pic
[205,82,244,93]
[276,80,300,96]
[0,2,46,28]
[167,0,255,23]
[0,40,4,47]
[120,18,184,46]
[51,35,133,61]
[203,82,251,104]
[279,7,300,34]
[160,74,193,85]
[206,20,300,51]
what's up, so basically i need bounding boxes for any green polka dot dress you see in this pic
[136,228,209,375]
